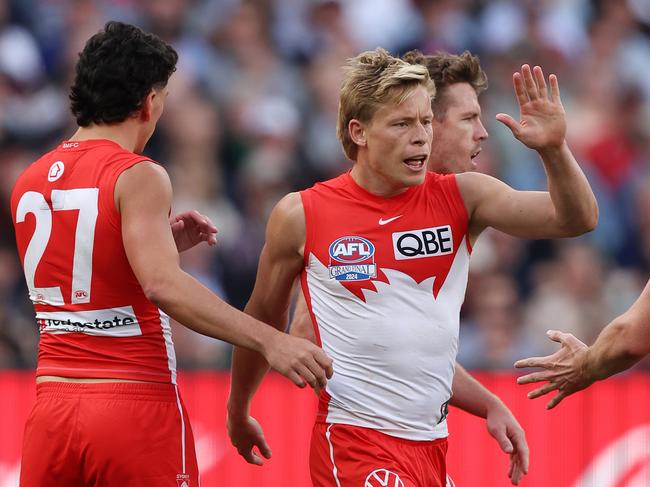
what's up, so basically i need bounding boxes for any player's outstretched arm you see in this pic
[515,280,650,409]
[228,192,333,465]
[117,162,332,387]
[457,65,598,241]
[170,210,217,252]
[451,365,529,485]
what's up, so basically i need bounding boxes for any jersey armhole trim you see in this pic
[104,158,158,231]
[300,190,314,269]
[448,174,473,254]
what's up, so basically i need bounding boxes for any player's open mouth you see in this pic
[403,155,427,171]
[470,149,481,160]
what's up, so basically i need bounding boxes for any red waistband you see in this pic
[35,381,178,402]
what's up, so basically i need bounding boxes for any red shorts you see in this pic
[20,381,198,487]
[310,422,451,487]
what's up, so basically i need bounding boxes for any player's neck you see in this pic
[69,122,143,153]
[350,160,410,198]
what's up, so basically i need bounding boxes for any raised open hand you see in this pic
[496,65,566,152]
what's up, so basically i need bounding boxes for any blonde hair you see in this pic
[337,48,436,161]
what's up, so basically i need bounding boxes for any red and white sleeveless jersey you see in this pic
[300,171,471,441]
[11,140,178,384]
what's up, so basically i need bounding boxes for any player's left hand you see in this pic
[170,210,217,252]
[496,64,567,152]
[226,414,272,466]
[515,330,591,409]
[486,401,529,485]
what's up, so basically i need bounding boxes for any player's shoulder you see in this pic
[303,172,349,195]
[266,191,306,249]
[454,171,503,196]
[273,191,304,224]
[117,159,170,192]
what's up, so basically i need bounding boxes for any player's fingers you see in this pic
[545,329,564,343]
[238,445,263,466]
[512,72,529,106]
[517,371,552,384]
[285,370,306,388]
[521,64,539,100]
[306,357,330,391]
[295,361,322,393]
[533,65,548,99]
[549,73,561,103]
[547,391,567,410]
[314,349,334,379]
[528,381,558,399]
[170,220,185,232]
[549,330,586,350]
[196,211,217,231]
[514,355,549,368]
[510,462,523,485]
[516,437,529,473]
[495,113,519,135]
[491,427,514,454]
[256,438,272,460]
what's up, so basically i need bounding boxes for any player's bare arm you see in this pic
[228,192,333,466]
[451,365,529,485]
[515,280,650,409]
[117,162,331,386]
[457,64,598,242]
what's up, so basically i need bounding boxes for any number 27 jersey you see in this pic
[301,171,471,441]
[11,140,178,383]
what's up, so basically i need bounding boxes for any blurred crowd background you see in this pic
[1,0,650,372]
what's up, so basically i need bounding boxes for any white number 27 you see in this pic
[16,189,99,305]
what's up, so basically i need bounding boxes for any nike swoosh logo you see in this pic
[378,215,403,225]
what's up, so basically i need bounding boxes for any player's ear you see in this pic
[140,89,156,122]
[349,119,367,147]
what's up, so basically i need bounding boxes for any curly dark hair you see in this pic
[70,21,178,127]
[402,50,487,120]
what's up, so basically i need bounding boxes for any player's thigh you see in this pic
[20,396,84,487]
[80,385,198,487]
[310,423,417,487]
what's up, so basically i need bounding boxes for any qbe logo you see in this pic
[328,235,377,281]
[392,225,453,260]
[365,469,404,487]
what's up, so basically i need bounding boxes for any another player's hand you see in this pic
[514,330,591,409]
[226,414,271,466]
[495,64,566,152]
[264,333,333,395]
[485,401,529,485]
[169,210,218,252]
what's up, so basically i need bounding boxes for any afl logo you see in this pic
[328,236,377,281]
[329,236,374,263]
[74,290,88,300]
[48,161,64,182]
[365,469,404,487]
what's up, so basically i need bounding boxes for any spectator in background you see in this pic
[459,273,537,370]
